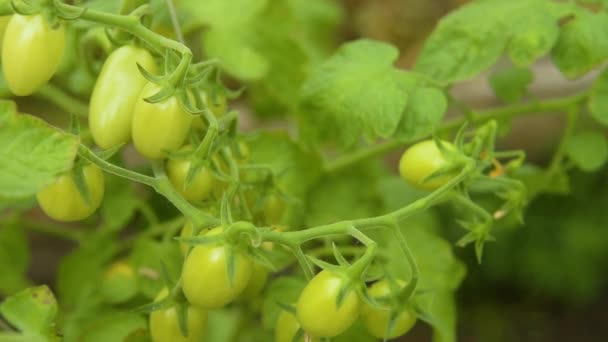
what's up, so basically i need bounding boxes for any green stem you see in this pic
[36,84,89,117]
[79,145,156,186]
[324,92,588,174]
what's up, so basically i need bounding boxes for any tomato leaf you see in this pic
[0,101,79,200]
[565,132,608,172]
[489,67,533,104]
[0,286,58,335]
[552,9,608,79]
[588,68,608,126]
[415,0,566,84]
[76,312,147,342]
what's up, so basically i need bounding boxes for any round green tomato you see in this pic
[296,270,360,338]
[166,149,215,203]
[89,45,157,149]
[360,279,417,339]
[149,288,208,342]
[398,140,455,191]
[0,16,11,48]
[101,260,138,304]
[182,227,253,309]
[203,92,227,117]
[36,164,104,222]
[275,310,320,342]
[132,83,193,159]
[264,194,286,225]
[2,14,65,96]
[239,262,268,299]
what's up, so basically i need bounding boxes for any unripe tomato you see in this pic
[360,279,417,339]
[399,140,456,191]
[166,148,215,202]
[264,194,286,225]
[149,288,208,342]
[296,270,360,337]
[101,260,138,304]
[36,164,104,222]
[132,83,193,159]
[2,14,65,96]
[182,227,253,309]
[275,310,320,342]
[89,45,157,149]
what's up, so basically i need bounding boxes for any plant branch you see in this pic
[35,84,89,117]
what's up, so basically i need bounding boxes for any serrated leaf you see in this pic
[0,286,57,335]
[588,68,608,126]
[299,39,412,147]
[394,86,447,141]
[0,102,79,199]
[489,67,533,104]
[552,9,608,79]
[415,0,564,84]
[565,132,608,172]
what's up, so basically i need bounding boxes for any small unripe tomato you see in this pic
[89,45,157,149]
[2,14,65,96]
[132,83,193,159]
[149,288,208,342]
[275,310,320,342]
[360,279,417,339]
[296,270,360,338]
[399,140,456,191]
[181,227,253,309]
[36,164,104,222]
[166,148,215,203]
[0,16,11,47]
[101,260,138,304]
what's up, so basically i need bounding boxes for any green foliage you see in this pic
[588,68,608,125]
[489,67,533,104]
[565,132,608,172]
[0,286,58,340]
[0,223,30,295]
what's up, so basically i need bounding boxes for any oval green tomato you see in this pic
[360,279,417,339]
[166,149,215,202]
[150,288,208,342]
[182,227,253,309]
[399,140,456,191]
[132,83,193,159]
[36,164,104,222]
[2,14,65,96]
[89,45,157,149]
[275,310,320,342]
[296,270,360,338]
[101,260,138,304]
[0,16,11,48]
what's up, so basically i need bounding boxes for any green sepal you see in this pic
[136,62,165,84]
[291,328,305,342]
[72,164,92,206]
[305,256,340,273]
[225,245,236,288]
[159,260,176,290]
[249,248,278,272]
[144,85,175,104]
[176,302,189,338]
[220,192,233,226]
[132,295,172,314]
[276,302,296,315]
[332,242,350,267]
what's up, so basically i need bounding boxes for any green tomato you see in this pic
[398,140,456,191]
[2,14,65,96]
[101,260,138,304]
[132,83,193,159]
[166,148,215,202]
[182,227,253,309]
[89,45,157,149]
[36,164,104,222]
[275,310,320,342]
[360,279,417,339]
[149,288,208,342]
[264,194,286,225]
[296,270,360,338]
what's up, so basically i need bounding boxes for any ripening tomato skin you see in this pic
[360,279,417,339]
[182,227,253,309]
[132,83,193,159]
[149,289,208,342]
[275,310,320,342]
[296,270,360,338]
[2,14,65,96]
[89,45,157,149]
[399,140,456,191]
[166,149,215,202]
[36,164,104,222]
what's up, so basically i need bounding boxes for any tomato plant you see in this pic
[3,0,608,341]
[2,14,65,96]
